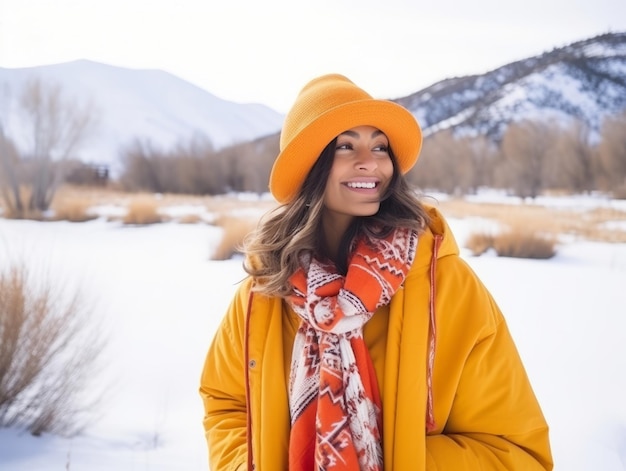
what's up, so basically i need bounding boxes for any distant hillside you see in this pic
[2,32,624,175]
[0,60,284,169]
[228,31,626,163]
[394,31,626,141]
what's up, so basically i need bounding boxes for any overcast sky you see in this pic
[1,0,625,113]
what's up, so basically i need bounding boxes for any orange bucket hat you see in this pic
[269,74,422,203]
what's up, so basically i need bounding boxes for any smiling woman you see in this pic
[321,125,396,256]
[198,74,554,471]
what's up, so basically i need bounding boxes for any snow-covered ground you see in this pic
[0,193,625,470]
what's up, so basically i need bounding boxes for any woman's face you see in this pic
[322,125,394,223]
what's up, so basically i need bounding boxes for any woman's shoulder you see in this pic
[411,204,460,269]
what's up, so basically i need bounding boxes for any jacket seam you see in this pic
[244,290,255,471]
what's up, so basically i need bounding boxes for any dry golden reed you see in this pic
[123,196,163,225]
[0,262,105,436]
[492,229,557,259]
[435,197,626,244]
[51,196,98,222]
[211,215,259,261]
[0,185,43,220]
[465,232,496,256]
[18,184,626,246]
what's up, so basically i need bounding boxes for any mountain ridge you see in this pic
[0,59,285,169]
[394,31,626,140]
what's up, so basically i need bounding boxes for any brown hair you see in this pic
[242,139,430,297]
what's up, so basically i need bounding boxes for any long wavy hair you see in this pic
[242,137,430,297]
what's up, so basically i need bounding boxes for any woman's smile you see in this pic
[323,125,393,221]
[343,178,381,191]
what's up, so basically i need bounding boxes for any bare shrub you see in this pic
[596,111,626,192]
[64,161,110,187]
[409,130,461,194]
[118,139,164,193]
[123,196,163,225]
[612,184,626,200]
[492,227,557,259]
[465,231,495,256]
[437,197,626,244]
[118,132,280,196]
[178,214,204,224]
[461,135,500,192]
[0,184,43,220]
[50,194,98,222]
[498,120,561,198]
[0,262,106,436]
[211,216,258,260]
[0,78,99,218]
[547,120,595,193]
[217,133,280,195]
[119,137,221,195]
[408,131,499,195]
[0,130,25,217]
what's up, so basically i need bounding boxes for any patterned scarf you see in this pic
[288,227,418,471]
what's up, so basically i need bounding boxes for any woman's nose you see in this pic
[355,151,377,171]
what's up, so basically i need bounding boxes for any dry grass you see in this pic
[0,186,44,220]
[492,229,557,259]
[0,262,105,436]
[211,215,259,261]
[122,196,163,225]
[432,197,626,244]
[465,220,557,259]
[50,185,277,224]
[1,206,44,220]
[177,214,205,224]
[50,194,98,222]
[465,232,496,256]
[12,185,626,248]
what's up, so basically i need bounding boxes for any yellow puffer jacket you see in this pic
[200,206,553,470]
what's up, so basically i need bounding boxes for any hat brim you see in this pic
[269,99,422,204]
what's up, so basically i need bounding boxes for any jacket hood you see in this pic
[411,205,459,272]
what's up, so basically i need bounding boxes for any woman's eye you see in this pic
[335,142,388,152]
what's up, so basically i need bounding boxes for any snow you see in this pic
[1,194,626,470]
[581,40,626,58]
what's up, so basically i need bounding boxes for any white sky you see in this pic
[1,0,626,113]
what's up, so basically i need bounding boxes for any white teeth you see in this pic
[347,182,376,189]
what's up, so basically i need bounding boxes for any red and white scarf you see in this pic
[288,227,418,471]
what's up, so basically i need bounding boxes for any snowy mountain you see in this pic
[394,31,626,140]
[0,60,284,168]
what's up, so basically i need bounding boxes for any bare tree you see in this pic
[409,130,461,194]
[243,133,280,194]
[119,136,223,194]
[499,120,560,199]
[0,128,24,216]
[215,133,279,195]
[457,135,499,194]
[596,111,626,193]
[548,120,594,193]
[408,130,496,196]
[0,78,98,218]
[119,138,167,193]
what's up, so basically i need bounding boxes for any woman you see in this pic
[199,74,553,470]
